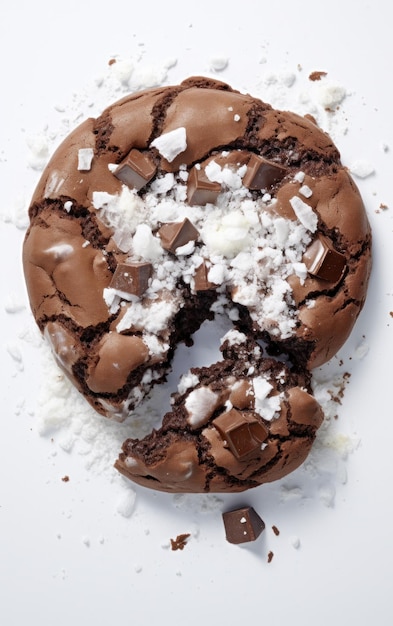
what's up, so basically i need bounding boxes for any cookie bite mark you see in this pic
[114,339,323,493]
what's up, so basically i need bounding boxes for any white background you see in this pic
[1,1,392,625]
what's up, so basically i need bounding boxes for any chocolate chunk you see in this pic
[110,261,152,296]
[222,506,265,544]
[303,235,346,282]
[242,154,287,190]
[113,149,157,190]
[193,261,216,291]
[158,218,199,254]
[187,166,221,206]
[213,409,268,460]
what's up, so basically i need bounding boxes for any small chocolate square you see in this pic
[303,235,346,282]
[213,409,268,460]
[242,154,287,190]
[110,261,152,296]
[158,218,199,254]
[222,506,265,544]
[192,261,217,291]
[187,166,221,206]
[113,149,157,191]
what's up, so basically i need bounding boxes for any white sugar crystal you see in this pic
[293,171,305,183]
[150,127,187,162]
[132,224,163,261]
[116,489,137,518]
[253,377,281,421]
[178,372,200,395]
[4,293,26,314]
[316,82,346,108]
[77,147,94,171]
[150,172,176,194]
[209,56,229,72]
[220,329,247,346]
[299,184,313,198]
[289,196,318,232]
[349,159,375,179]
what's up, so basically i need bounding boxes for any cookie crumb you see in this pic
[170,533,191,551]
[61,475,70,482]
[309,70,327,81]
[267,550,274,563]
[272,525,280,536]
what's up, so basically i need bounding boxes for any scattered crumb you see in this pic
[290,536,301,549]
[267,550,274,563]
[61,475,70,482]
[272,525,280,536]
[309,71,327,81]
[390,312,393,318]
[209,56,229,72]
[170,533,191,551]
[349,159,375,179]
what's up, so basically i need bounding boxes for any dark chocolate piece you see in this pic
[187,166,221,206]
[113,149,157,190]
[193,261,216,291]
[213,409,268,460]
[303,235,346,282]
[242,154,287,190]
[222,506,265,544]
[158,218,199,253]
[110,261,152,296]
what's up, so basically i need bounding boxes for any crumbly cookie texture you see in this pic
[23,76,371,493]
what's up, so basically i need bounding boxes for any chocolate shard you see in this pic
[109,261,152,296]
[158,218,199,254]
[113,149,157,191]
[303,234,346,282]
[222,506,265,544]
[192,261,216,291]
[242,153,287,190]
[187,166,221,206]
[213,408,268,461]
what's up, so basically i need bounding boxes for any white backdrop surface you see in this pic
[1,2,392,625]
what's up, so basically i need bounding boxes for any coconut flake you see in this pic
[253,377,281,420]
[185,387,220,428]
[77,148,94,171]
[289,196,318,232]
[150,127,187,162]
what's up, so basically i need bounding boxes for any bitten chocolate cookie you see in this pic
[22,76,371,493]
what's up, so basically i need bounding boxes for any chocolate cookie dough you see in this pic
[22,76,371,493]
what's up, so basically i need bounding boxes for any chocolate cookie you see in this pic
[22,76,371,493]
